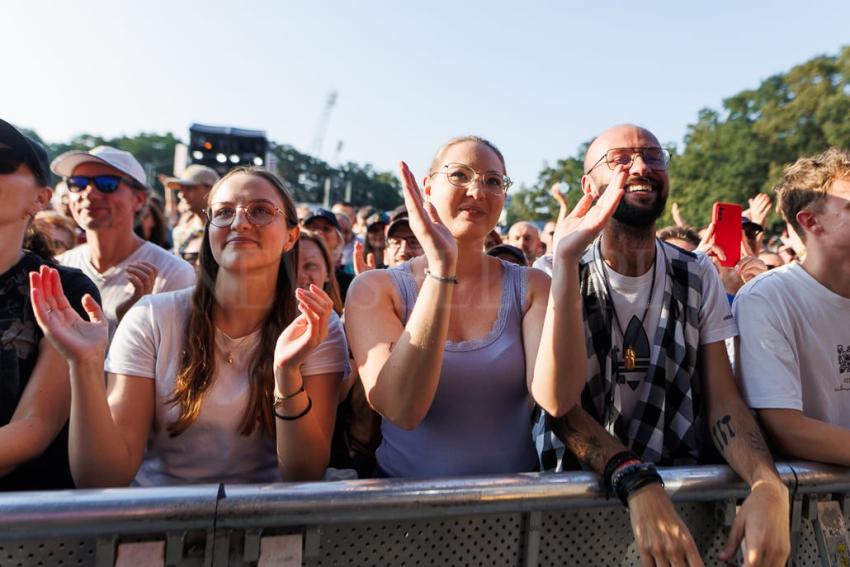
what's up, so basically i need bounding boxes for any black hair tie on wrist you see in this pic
[274,395,313,421]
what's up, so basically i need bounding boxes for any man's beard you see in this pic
[612,177,668,227]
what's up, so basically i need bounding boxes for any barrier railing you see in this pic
[0,462,849,566]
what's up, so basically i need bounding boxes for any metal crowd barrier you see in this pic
[1,462,849,566]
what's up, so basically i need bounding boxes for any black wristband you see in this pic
[274,395,313,421]
[603,450,641,491]
[613,463,664,507]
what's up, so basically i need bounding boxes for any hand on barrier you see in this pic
[627,483,704,567]
[274,284,333,372]
[552,165,626,261]
[718,479,790,567]
[29,265,108,363]
[398,161,457,275]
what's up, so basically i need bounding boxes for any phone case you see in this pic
[711,202,742,267]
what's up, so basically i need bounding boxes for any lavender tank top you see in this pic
[376,260,538,477]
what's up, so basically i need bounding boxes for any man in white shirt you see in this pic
[735,147,850,465]
[51,146,195,337]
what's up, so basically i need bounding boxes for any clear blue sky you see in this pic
[5,0,849,188]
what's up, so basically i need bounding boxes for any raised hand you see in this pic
[671,202,688,228]
[116,261,158,322]
[29,265,108,362]
[353,240,377,275]
[746,193,772,227]
[551,182,570,222]
[696,222,727,268]
[399,161,457,273]
[736,238,767,284]
[274,284,333,372]
[552,165,627,260]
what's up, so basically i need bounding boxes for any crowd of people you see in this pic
[2,116,849,566]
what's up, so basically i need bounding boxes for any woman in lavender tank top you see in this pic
[345,136,625,478]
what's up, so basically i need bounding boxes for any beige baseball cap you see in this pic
[51,145,148,188]
[161,164,219,190]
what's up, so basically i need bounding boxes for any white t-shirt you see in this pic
[104,287,349,486]
[733,262,850,427]
[601,243,738,420]
[58,241,196,338]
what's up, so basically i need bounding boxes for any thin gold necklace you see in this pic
[220,328,259,365]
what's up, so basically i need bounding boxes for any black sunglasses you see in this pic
[0,147,27,174]
[66,175,140,194]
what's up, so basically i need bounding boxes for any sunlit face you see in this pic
[808,178,850,255]
[423,141,506,240]
[385,223,423,266]
[207,172,299,273]
[0,144,50,231]
[507,222,542,259]
[583,125,669,227]
[297,238,329,290]
[68,162,146,233]
[176,183,211,215]
[304,217,341,252]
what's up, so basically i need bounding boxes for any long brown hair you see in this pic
[299,229,343,315]
[166,166,300,438]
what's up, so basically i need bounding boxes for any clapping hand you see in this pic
[274,285,333,372]
[552,165,627,260]
[398,161,457,273]
[29,265,108,363]
[116,261,158,322]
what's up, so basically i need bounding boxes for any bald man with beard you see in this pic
[534,124,789,566]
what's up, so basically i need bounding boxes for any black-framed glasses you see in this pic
[585,147,672,175]
[0,147,27,174]
[204,202,285,228]
[430,163,513,194]
[66,175,142,194]
[387,235,422,250]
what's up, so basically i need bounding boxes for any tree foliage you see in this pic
[517,46,850,229]
[26,129,402,210]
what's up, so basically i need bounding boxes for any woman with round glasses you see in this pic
[345,136,625,477]
[0,119,100,491]
[30,166,349,486]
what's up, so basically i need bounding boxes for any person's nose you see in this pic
[629,152,651,177]
[231,207,253,231]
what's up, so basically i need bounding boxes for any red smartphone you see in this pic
[711,202,742,267]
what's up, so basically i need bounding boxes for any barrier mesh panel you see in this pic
[0,539,95,567]
[304,513,524,567]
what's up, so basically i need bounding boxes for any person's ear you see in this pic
[25,186,53,218]
[796,208,821,236]
[283,224,301,253]
[581,174,599,200]
[423,175,432,198]
[132,190,147,213]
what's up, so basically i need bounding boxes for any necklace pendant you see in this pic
[225,352,234,364]
[624,346,636,371]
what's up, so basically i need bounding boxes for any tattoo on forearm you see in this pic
[553,419,606,472]
[746,430,773,460]
[712,414,736,452]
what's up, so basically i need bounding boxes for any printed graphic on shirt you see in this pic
[617,315,651,391]
[839,345,850,374]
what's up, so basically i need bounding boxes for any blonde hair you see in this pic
[775,147,850,238]
[428,135,506,174]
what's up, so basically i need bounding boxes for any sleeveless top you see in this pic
[376,259,539,477]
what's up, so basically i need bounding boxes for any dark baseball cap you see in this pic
[302,208,340,231]
[366,212,390,231]
[0,118,50,186]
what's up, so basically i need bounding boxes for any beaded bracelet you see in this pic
[612,462,664,507]
[274,395,313,421]
[424,269,459,285]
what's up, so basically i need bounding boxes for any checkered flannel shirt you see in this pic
[535,239,713,470]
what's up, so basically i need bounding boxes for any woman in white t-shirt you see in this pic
[29,167,348,486]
